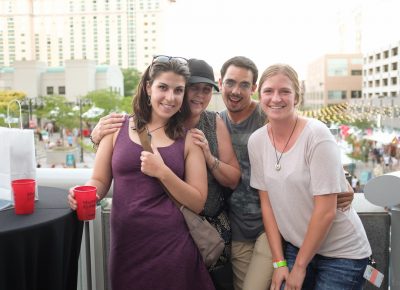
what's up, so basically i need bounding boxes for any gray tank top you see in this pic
[219,103,267,241]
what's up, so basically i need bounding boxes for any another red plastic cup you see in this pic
[11,179,36,215]
[73,185,97,221]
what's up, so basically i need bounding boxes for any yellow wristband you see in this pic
[272,260,287,269]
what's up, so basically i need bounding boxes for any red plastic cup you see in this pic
[11,179,36,215]
[73,185,97,221]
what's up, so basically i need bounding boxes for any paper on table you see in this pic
[0,199,13,211]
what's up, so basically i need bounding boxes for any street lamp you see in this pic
[76,97,93,163]
[79,98,84,163]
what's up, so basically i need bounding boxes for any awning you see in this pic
[363,131,398,144]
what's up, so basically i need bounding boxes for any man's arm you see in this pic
[337,180,354,210]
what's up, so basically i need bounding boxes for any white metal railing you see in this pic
[37,168,92,190]
[36,168,113,195]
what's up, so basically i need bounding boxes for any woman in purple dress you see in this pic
[68,56,215,290]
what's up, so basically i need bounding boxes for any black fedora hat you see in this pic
[188,59,219,92]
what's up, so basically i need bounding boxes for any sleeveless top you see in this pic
[220,103,267,241]
[109,117,214,290]
[197,110,232,270]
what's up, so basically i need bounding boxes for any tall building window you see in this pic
[383,50,389,58]
[327,59,348,76]
[47,86,54,95]
[328,90,346,100]
[351,69,362,75]
[351,91,361,98]
[58,86,66,95]
[351,58,363,64]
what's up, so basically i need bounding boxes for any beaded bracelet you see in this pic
[89,135,100,151]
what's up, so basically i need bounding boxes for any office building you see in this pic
[304,54,363,108]
[0,0,175,72]
[362,40,400,98]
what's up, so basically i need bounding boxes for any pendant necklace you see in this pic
[145,124,166,141]
[131,123,166,141]
[270,116,298,171]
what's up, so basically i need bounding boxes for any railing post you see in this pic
[364,171,400,290]
[391,205,400,289]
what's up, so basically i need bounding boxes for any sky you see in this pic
[162,0,400,79]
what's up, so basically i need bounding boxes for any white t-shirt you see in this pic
[249,118,371,259]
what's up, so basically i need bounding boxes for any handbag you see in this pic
[210,261,234,290]
[0,100,38,208]
[138,128,225,267]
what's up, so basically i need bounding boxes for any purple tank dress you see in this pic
[109,119,215,290]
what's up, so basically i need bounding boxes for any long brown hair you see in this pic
[132,59,191,139]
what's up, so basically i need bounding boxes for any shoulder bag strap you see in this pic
[138,127,153,153]
[137,128,182,208]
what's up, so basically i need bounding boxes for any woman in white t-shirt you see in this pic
[248,64,371,290]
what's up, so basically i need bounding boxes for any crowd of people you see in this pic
[68,55,371,290]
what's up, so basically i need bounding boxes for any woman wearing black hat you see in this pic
[183,59,240,290]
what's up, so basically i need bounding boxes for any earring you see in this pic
[147,96,151,106]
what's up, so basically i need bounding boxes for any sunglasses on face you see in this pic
[152,55,188,65]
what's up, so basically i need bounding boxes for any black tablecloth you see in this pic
[0,186,84,290]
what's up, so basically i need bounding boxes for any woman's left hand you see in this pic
[189,128,212,159]
[140,144,166,178]
[284,264,306,290]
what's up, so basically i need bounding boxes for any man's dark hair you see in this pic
[220,56,258,84]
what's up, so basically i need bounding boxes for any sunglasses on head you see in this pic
[152,55,188,65]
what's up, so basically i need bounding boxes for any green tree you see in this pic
[35,95,79,138]
[83,89,122,117]
[119,96,133,115]
[348,118,375,130]
[122,68,141,97]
